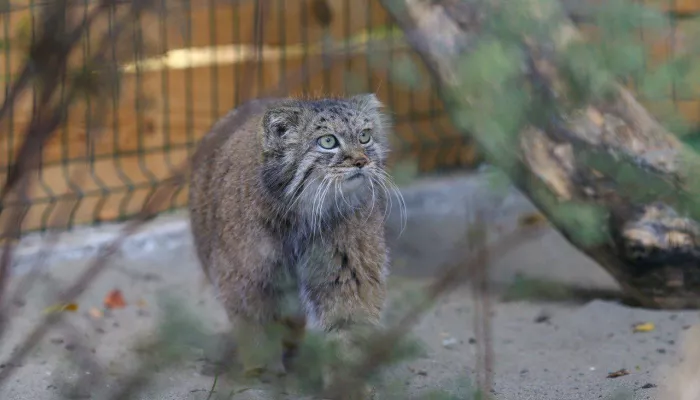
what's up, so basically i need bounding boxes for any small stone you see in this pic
[408,366,427,376]
[468,338,477,344]
[657,348,666,354]
[442,337,458,348]
[641,383,657,389]
[534,312,550,324]
[50,338,64,345]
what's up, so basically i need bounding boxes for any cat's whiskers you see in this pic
[376,169,407,234]
[321,177,337,241]
[389,178,407,234]
[364,173,377,224]
[337,175,354,209]
[314,177,334,241]
[283,175,320,220]
[372,174,393,222]
[333,178,347,219]
[310,176,330,237]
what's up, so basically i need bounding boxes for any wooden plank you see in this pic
[188,0,393,47]
[0,0,393,80]
[0,39,460,163]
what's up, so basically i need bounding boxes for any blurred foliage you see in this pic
[388,53,425,90]
[501,274,592,303]
[444,0,684,140]
[108,285,482,399]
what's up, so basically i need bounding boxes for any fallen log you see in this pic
[380,0,700,309]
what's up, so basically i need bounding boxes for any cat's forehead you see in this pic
[305,100,371,125]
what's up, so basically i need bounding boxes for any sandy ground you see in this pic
[0,173,697,400]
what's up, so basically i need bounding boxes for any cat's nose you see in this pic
[353,156,369,168]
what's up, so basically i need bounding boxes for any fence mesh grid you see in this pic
[0,0,699,234]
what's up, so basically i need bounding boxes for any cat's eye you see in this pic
[317,134,339,149]
[359,129,372,144]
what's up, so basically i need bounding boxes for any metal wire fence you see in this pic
[1,0,700,235]
[0,0,478,234]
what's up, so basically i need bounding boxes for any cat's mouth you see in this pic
[347,172,364,181]
[341,170,367,192]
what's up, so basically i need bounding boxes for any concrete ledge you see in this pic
[11,212,194,273]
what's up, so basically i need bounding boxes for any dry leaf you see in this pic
[43,303,79,314]
[104,289,126,309]
[633,322,655,333]
[89,307,103,319]
[518,212,547,227]
[607,369,630,379]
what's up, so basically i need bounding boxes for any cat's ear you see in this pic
[263,105,303,139]
[349,93,383,111]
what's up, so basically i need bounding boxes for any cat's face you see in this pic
[261,94,391,226]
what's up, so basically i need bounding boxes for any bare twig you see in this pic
[469,214,493,395]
